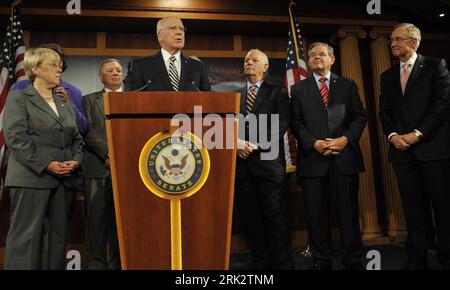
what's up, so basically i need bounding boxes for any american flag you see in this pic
[0,2,26,190]
[284,1,308,173]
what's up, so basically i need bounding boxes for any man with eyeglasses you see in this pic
[290,42,368,270]
[235,49,293,270]
[380,23,450,270]
[126,16,210,92]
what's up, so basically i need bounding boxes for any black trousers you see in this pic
[301,160,362,266]
[235,173,293,270]
[4,183,74,270]
[84,176,121,270]
[393,156,450,266]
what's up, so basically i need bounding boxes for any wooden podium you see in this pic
[104,92,240,270]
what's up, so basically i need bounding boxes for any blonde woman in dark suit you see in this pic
[3,48,83,270]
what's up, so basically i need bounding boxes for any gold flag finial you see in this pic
[12,0,22,7]
[289,0,296,8]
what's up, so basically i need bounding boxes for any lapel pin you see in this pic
[333,80,336,83]
[61,104,64,107]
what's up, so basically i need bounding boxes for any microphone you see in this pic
[187,56,203,92]
[188,77,201,92]
[134,79,153,92]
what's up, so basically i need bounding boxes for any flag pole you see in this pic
[12,0,22,7]
[288,1,302,72]
[288,1,313,259]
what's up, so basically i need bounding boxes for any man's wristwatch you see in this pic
[413,131,421,139]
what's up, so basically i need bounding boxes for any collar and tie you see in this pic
[168,55,180,91]
[319,76,329,108]
[246,85,257,114]
[401,63,411,95]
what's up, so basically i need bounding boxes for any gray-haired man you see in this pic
[82,59,123,269]
[380,23,450,270]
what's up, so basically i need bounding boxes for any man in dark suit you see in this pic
[380,23,450,270]
[235,49,293,269]
[126,15,210,91]
[291,42,367,270]
[82,59,123,269]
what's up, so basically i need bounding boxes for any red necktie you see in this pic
[319,77,329,108]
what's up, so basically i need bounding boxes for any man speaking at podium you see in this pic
[126,16,211,92]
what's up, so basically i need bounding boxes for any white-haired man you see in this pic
[380,23,450,270]
[235,49,293,270]
[125,16,210,92]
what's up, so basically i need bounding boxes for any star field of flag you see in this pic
[283,4,308,172]
[1,5,26,84]
[1,3,26,188]
[286,21,306,70]
[285,13,308,96]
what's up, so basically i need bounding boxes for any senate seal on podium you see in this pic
[139,131,210,200]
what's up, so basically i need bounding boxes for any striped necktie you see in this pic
[246,85,257,114]
[168,55,180,91]
[319,77,329,108]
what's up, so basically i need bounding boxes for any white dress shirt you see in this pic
[313,71,331,91]
[247,79,264,95]
[104,86,123,93]
[161,48,181,78]
[399,52,417,76]
[388,52,423,140]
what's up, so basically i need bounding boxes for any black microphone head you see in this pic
[189,77,200,92]
[189,56,202,63]
[134,79,154,92]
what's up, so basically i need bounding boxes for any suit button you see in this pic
[60,147,64,150]
[59,128,63,132]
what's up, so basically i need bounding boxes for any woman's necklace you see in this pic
[42,96,54,101]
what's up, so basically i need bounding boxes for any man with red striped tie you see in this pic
[290,42,368,270]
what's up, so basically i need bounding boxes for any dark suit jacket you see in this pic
[290,73,367,178]
[125,51,211,91]
[3,85,84,189]
[380,54,450,163]
[82,90,110,178]
[236,81,290,177]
